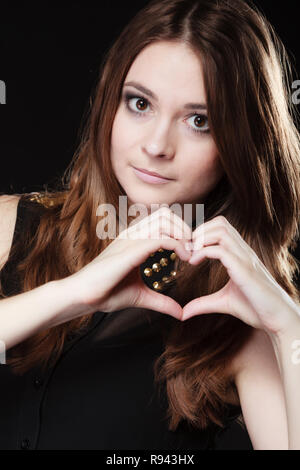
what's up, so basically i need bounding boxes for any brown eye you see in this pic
[124,92,210,134]
[136,98,148,111]
[194,115,206,129]
[186,113,210,134]
[124,93,150,115]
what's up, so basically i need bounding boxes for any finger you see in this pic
[123,236,192,274]
[189,244,236,270]
[193,216,249,255]
[182,283,230,320]
[127,207,193,246]
[190,226,243,261]
[193,215,230,232]
[188,245,254,295]
[152,207,193,242]
[147,236,192,262]
[136,286,183,321]
[127,214,193,254]
[149,215,193,253]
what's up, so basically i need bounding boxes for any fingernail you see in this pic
[184,241,193,251]
[189,254,197,264]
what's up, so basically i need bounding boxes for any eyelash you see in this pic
[123,92,210,135]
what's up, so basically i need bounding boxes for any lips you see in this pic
[134,167,173,180]
[132,167,173,185]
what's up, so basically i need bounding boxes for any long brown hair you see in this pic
[1,0,300,431]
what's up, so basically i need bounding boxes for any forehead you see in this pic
[125,41,206,100]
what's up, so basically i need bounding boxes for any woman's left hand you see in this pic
[182,216,300,337]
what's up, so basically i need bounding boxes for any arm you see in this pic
[268,323,300,450]
[231,328,289,450]
[0,194,93,352]
[0,279,91,351]
[0,201,192,353]
[182,215,300,450]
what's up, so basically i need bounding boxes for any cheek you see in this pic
[111,110,136,155]
[111,114,128,177]
[179,148,223,201]
[204,155,223,181]
[186,145,222,181]
[111,113,123,153]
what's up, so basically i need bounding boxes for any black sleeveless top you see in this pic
[0,195,253,450]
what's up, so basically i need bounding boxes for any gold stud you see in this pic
[162,276,173,284]
[143,267,152,277]
[153,281,163,290]
[152,263,161,272]
[170,252,177,261]
[160,257,168,267]
[28,193,55,208]
[170,270,177,277]
[158,248,164,252]
[29,193,40,202]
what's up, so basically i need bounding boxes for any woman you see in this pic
[0,0,300,450]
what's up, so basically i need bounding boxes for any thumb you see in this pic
[136,287,183,321]
[182,285,229,320]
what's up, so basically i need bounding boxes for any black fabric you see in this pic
[0,196,45,297]
[0,196,253,450]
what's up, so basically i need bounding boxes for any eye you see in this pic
[185,114,210,135]
[123,92,210,135]
[124,93,150,114]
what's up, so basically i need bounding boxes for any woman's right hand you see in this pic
[64,207,193,320]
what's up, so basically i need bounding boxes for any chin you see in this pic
[127,194,167,209]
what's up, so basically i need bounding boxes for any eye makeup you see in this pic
[122,92,210,135]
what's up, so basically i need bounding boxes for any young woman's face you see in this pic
[111,41,224,212]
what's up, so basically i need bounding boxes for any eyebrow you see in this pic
[123,81,207,111]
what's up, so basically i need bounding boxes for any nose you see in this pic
[143,131,175,160]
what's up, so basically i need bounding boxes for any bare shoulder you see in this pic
[227,327,277,381]
[0,194,21,270]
